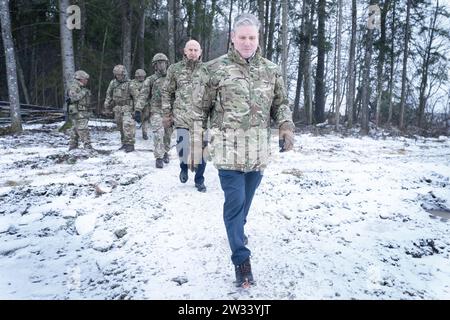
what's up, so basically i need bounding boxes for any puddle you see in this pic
[426,208,450,222]
[2,180,32,187]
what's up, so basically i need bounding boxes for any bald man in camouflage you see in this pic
[161,40,209,192]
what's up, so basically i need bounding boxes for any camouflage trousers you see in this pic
[150,113,173,159]
[113,105,135,145]
[141,106,150,137]
[70,111,91,148]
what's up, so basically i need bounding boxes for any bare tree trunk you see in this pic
[168,0,176,63]
[205,0,217,60]
[192,0,202,41]
[121,0,132,73]
[75,0,86,70]
[16,50,31,104]
[138,0,146,70]
[0,0,22,132]
[97,26,108,115]
[334,0,343,129]
[59,0,75,100]
[304,0,314,125]
[375,0,390,127]
[314,0,326,124]
[346,0,357,128]
[30,26,38,104]
[174,0,182,60]
[417,1,439,129]
[281,0,288,86]
[185,0,193,39]
[399,0,411,130]
[331,16,338,118]
[264,0,270,51]
[387,0,396,125]
[257,0,265,56]
[360,1,377,135]
[227,0,233,51]
[266,0,276,60]
[293,0,308,123]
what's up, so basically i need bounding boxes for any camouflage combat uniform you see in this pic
[68,78,91,149]
[104,78,137,146]
[161,57,209,168]
[129,77,145,136]
[136,72,173,160]
[129,78,144,106]
[204,45,294,172]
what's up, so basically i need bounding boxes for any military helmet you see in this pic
[152,53,169,64]
[74,70,89,80]
[113,64,127,76]
[135,69,146,78]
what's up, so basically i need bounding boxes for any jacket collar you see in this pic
[228,44,262,66]
[183,55,201,70]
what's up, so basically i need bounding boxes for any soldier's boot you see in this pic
[155,158,164,168]
[118,145,126,150]
[163,152,170,164]
[69,135,78,150]
[179,170,188,183]
[195,182,206,193]
[143,132,149,140]
[124,144,135,153]
[234,258,255,288]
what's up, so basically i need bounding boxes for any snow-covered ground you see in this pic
[0,121,449,299]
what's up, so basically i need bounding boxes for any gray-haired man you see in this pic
[204,13,295,288]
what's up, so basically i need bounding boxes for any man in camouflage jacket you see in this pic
[204,13,295,288]
[161,40,209,192]
[104,65,138,153]
[130,69,147,139]
[135,53,172,168]
[67,70,92,151]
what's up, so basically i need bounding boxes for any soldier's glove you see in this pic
[279,122,295,152]
[202,129,209,149]
[134,110,142,123]
[163,115,173,129]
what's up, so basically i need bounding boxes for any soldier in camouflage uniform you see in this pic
[161,40,209,191]
[130,69,148,140]
[68,70,92,151]
[104,65,138,153]
[204,13,295,288]
[135,53,173,168]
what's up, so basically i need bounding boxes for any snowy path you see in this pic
[0,122,449,299]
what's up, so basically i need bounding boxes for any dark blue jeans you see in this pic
[177,128,206,185]
[218,169,263,265]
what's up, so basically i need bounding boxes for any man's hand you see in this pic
[163,115,173,128]
[279,122,295,152]
[134,110,142,123]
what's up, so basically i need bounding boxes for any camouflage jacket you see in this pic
[161,57,209,129]
[129,79,145,107]
[68,79,91,113]
[104,79,135,111]
[135,72,167,115]
[204,45,294,172]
